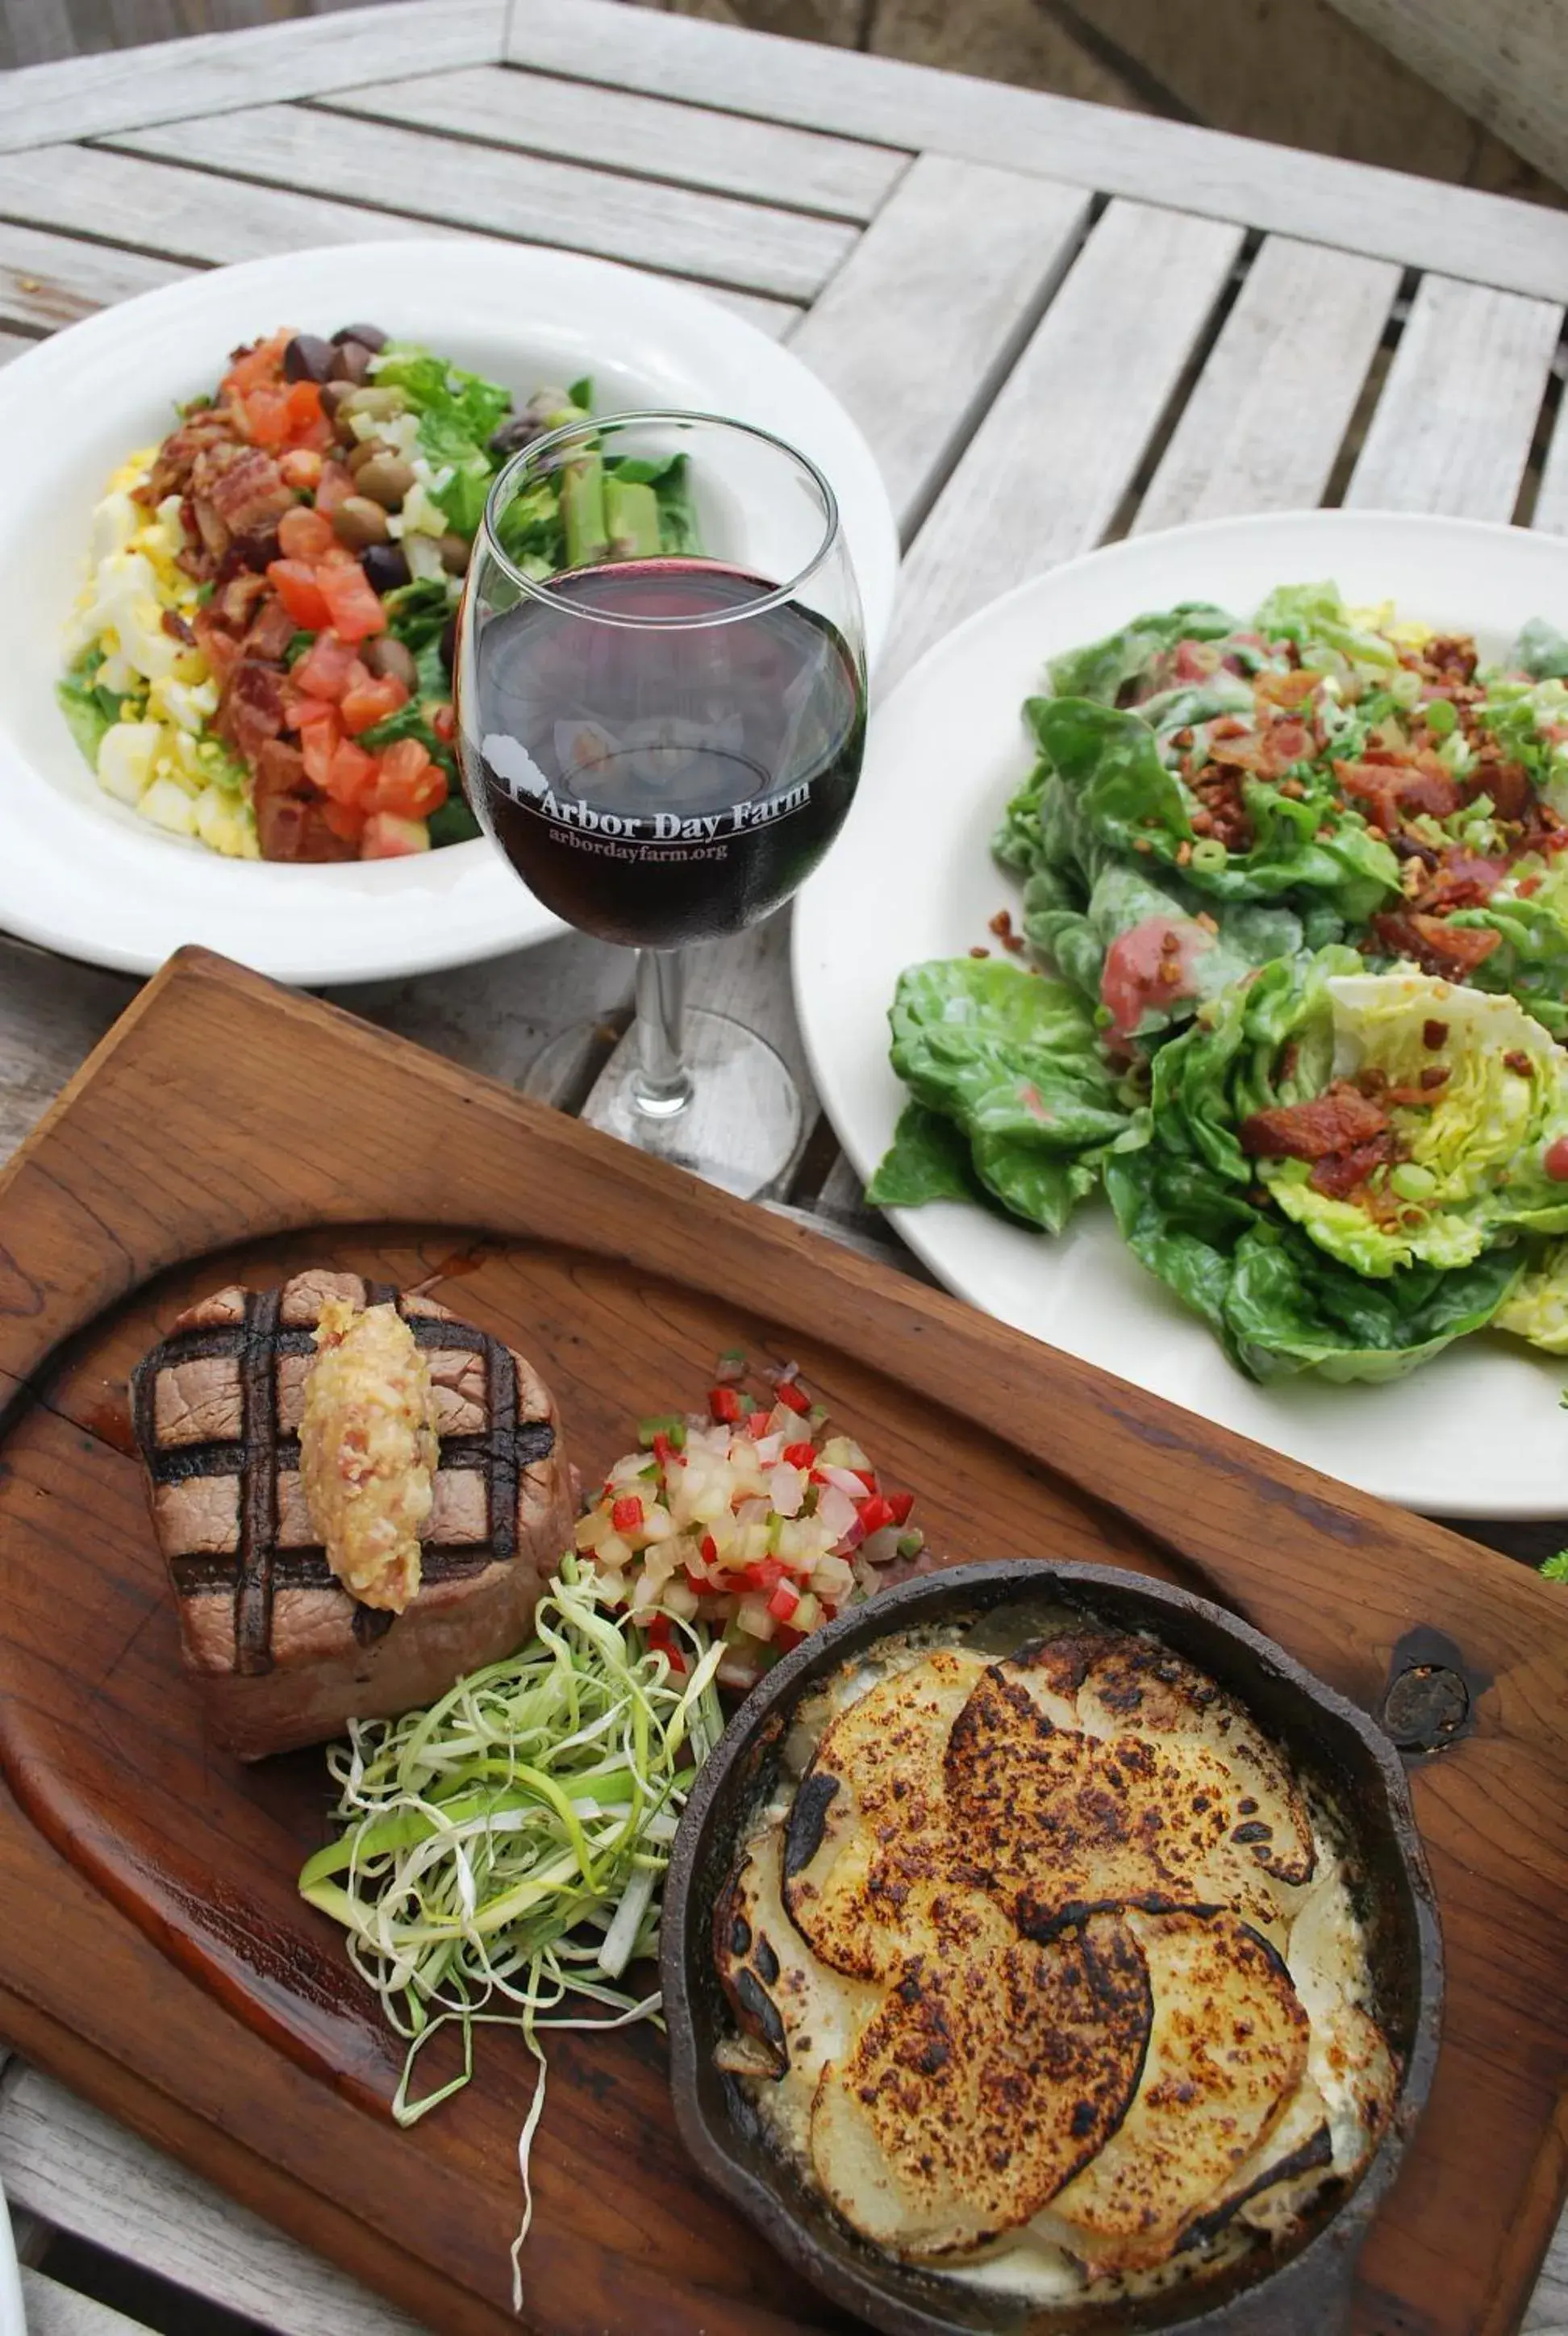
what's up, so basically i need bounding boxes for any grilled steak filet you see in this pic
[131,1270,574,1758]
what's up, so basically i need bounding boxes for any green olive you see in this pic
[356,453,417,511]
[332,495,392,550]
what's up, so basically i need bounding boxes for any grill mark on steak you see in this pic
[236,1285,284,1675]
[131,1292,556,1662]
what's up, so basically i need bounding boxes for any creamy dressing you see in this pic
[728,1615,1397,2309]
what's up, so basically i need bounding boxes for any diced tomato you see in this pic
[323,736,377,807]
[857,1495,896,1536]
[644,1612,687,1672]
[1546,1137,1568,1183]
[293,629,361,703]
[277,506,338,562]
[315,560,387,643]
[340,671,410,736]
[611,1494,643,1533]
[360,811,431,858]
[267,559,332,632]
[431,703,456,744]
[747,1410,772,1437]
[279,448,323,492]
[320,798,365,848]
[700,1533,719,1567]
[373,737,446,818]
[240,385,293,447]
[766,1582,799,1624]
[709,1387,744,1424]
[315,459,357,516]
[298,712,340,787]
[782,1441,815,1469]
[740,1559,785,1593]
[284,380,327,440]
[885,1490,915,1527]
[773,1380,811,1415]
[222,331,290,398]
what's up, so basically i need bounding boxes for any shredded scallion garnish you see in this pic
[298,1558,724,2306]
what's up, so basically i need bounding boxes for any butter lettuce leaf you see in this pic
[1495,1239,1568,1350]
[866,1102,981,1208]
[1045,602,1241,704]
[1253,581,1399,681]
[1515,617,1568,682]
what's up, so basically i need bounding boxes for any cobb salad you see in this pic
[58,323,697,862]
[870,585,1568,1384]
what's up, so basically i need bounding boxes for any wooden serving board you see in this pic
[1,949,1566,2336]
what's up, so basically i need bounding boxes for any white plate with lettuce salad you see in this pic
[794,509,1568,1516]
[0,240,897,987]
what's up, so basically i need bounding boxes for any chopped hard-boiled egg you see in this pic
[96,720,162,805]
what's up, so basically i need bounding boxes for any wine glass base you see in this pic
[524,1009,803,1200]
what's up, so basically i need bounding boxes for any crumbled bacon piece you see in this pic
[1423,1019,1449,1049]
[217,658,286,765]
[1241,1082,1389,1162]
[1310,1132,1395,1199]
[252,739,357,864]
[1420,1065,1449,1091]
[1371,911,1502,977]
[1503,1049,1533,1076]
[1335,757,1462,834]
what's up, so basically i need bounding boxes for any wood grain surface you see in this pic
[0,950,1565,2336]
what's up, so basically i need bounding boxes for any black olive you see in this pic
[440,615,457,677]
[282,332,334,384]
[360,542,411,595]
[332,322,389,352]
[327,339,373,386]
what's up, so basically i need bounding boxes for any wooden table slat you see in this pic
[0,2067,425,2336]
[1133,235,1401,533]
[786,153,1091,540]
[882,197,1247,688]
[1345,273,1565,519]
[0,223,188,335]
[503,0,1568,303]
[319,62,909,223]
[0,0,505,156]
[107,103,857,301]
[20,2267,159,2336]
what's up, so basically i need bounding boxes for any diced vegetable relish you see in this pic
[575,1358,924,1689]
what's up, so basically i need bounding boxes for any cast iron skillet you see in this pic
[661,1561,1442,2336]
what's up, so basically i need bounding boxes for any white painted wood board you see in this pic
[1134,236,1400,532]
[109,102,857,300]
[1345,273,1563,518]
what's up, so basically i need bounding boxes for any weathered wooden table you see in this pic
[2,4,1567,2329]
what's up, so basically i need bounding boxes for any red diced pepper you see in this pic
[709,1386,744,1424]
[773,1380,811,1415]
[774,1624,804,1654]
[782,1441,816,1468]
[700,1533,719,1567]
[886,1490,915,1527]
[611,1495,643,1534]
[853,1468,879,1493]
[741,1559,785,1592]
[652,1433,676,1467]
[767,1581,799,1623]
[747,1410,772,1437]
[857,1494,897,1536]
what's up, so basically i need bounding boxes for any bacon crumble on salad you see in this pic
[573,1354,932,1690]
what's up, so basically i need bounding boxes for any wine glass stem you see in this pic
[632,947,693,1120]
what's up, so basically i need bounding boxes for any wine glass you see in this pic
[456,410,867,1199]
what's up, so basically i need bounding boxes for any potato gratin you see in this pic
[715,1619,1396,2305]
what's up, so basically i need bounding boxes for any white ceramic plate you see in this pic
[0,2179,22,2336]
[0,240,898,987]
[796,509,1568,1517]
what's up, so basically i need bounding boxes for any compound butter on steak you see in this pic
[131,1269,575,1759]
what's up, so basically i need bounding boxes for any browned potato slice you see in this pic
[782,1649,989,1979]
[810,1904,1151,2257]
[1043,1908,1308,2272]
[713,1821,877,2082]
[945,1667,1289,1939]
[999,1633,1316,1890]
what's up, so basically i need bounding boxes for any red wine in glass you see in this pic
[461,558,866,951]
